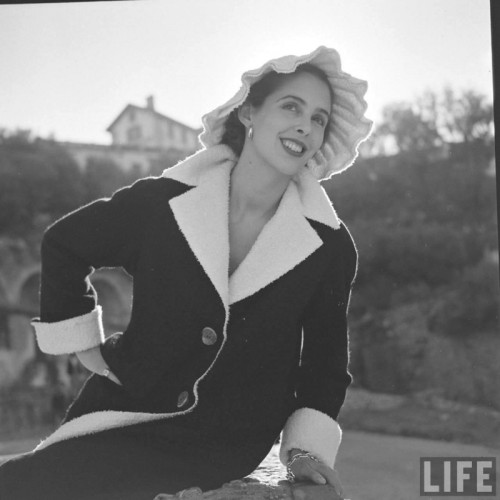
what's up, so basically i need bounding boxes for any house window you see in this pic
[129,109,136,122]
[127,126,142,144]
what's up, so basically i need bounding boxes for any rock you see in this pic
[153,480,292,500]
[152,449,293,500]
[153,482,343,500]
[152,447,345,500]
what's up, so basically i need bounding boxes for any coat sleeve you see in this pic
[280,223,357,468]
[31,177,154,355]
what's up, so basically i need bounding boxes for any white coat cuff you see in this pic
[279,407,342,468]
[32,306,105,355]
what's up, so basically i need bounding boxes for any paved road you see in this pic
[1,431,499,500]
[337,431,500,500]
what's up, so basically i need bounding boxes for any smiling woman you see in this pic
[221,62,334,160]
[236,71,332,178]
[0,46,372,500]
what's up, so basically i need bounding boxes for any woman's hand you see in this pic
[76,345,122,386]
[288,449,344,498]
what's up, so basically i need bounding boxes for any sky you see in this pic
[0,0,493,145]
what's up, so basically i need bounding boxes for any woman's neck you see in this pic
[229,149,291,221]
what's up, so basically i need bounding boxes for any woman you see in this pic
[0,46,372,500]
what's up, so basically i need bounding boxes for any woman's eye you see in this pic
[283,102,298,112]
[313,115,326,126]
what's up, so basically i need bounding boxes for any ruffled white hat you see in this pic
[199,45,373,181]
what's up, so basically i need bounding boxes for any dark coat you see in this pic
[32,145,357,467]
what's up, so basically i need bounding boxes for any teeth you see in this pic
[282,139,304,153]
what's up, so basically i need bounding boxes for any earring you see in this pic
[248,126,254,140]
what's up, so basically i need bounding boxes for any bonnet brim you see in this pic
[198,45,373,181]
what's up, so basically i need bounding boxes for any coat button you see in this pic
[177,391,189,408]
[201,327,218,346]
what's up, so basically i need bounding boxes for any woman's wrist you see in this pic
[286,448,320,483]
[289,448,305,460]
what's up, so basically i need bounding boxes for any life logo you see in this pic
[420,457,497,496]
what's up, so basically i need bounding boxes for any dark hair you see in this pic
[220,63,333,157]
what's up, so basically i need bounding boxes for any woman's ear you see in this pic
[237,102,252,128]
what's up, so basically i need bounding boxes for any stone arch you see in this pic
[19,272,40,313]
[9,264,41,304]
[9,272,40,359]
[0,272,40,386]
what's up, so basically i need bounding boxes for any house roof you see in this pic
[106,104,202,133]
[59,140,180,154]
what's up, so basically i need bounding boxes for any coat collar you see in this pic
[163,145,340,309]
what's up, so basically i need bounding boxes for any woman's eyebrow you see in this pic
[277,95,330,118]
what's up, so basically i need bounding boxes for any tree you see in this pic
[0,129,86,235]
[83,157,128,203]
[439,87,494,144]
[327,87,495,309]
[364,87,493,157]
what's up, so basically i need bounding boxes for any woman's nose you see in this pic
[295,118,311,135]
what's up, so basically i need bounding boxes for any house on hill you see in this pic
[61,96,202,174]
[107,96,200,151]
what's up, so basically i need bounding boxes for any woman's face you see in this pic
[245,71,331,177]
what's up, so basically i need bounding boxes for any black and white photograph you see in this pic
[0,1,497,499]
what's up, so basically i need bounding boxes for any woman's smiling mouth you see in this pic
[281,138,307,156]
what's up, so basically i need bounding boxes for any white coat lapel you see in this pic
[163,146,341,308]
[164,147,235,310]
[229,168,340,304]
[230,180,322,304]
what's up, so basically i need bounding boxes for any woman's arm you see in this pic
[280,223,358,470]
[32,177,154,357]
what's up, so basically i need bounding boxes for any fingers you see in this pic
[100,369,122,386]
[292,460,344,497]
[107,372,123,385]
[292,458,325,484]
[315,149,327,165]
[332,472,344,497]
[311,471,327,485]
[316,467,344,497]
[320,467,344,493]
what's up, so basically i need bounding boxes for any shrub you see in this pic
[428,259,500,336]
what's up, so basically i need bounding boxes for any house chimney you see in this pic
[146,95,155,111]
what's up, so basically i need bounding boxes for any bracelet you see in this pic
[102,368,110,378]
[286,450,320,483]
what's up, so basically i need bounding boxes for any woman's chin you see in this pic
[275,158,308,178]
